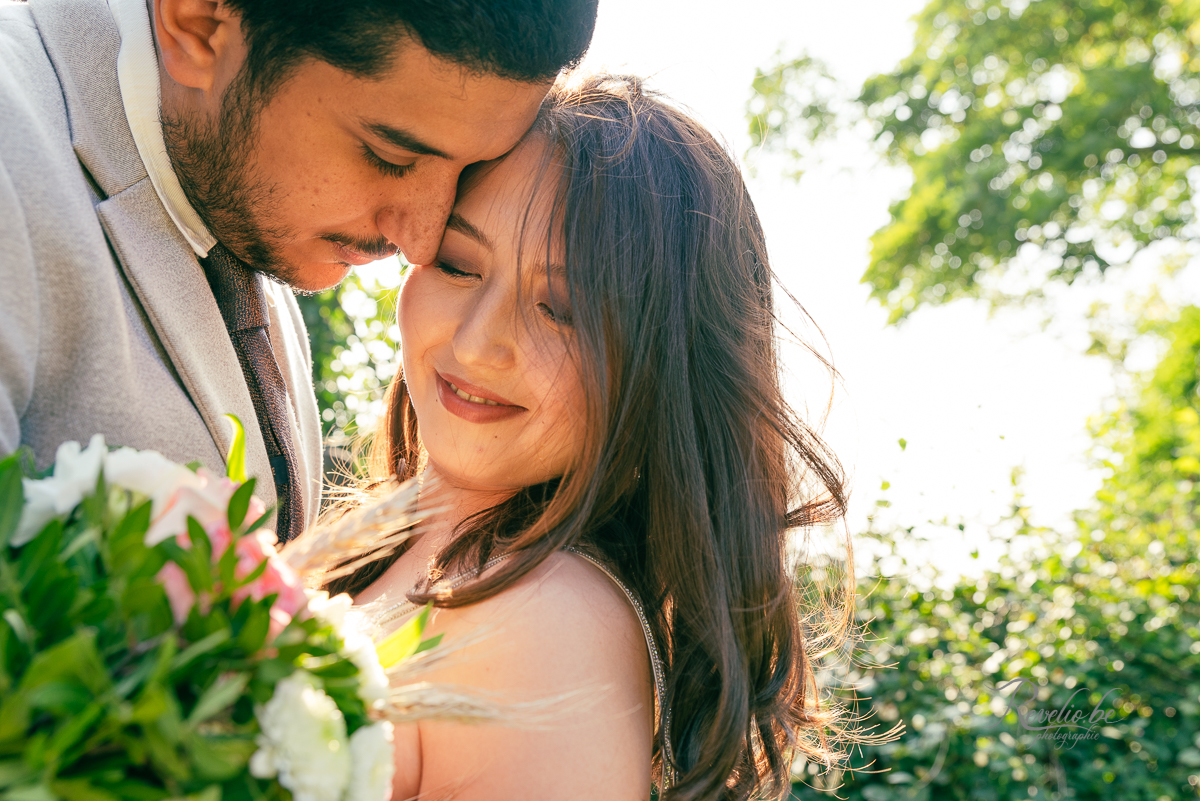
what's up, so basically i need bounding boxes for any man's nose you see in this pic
[376,171,458,267]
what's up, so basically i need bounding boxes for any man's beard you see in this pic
[161,72,305,285]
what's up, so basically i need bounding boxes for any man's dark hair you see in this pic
[221,0,598,98]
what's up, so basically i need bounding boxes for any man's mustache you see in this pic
[321,233,398,260]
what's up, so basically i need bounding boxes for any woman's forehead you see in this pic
[452,139,563,254]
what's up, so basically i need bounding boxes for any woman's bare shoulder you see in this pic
[424,551,648,689]
[410,551,654,800]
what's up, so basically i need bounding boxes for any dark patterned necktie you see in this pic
[199,243,304,543]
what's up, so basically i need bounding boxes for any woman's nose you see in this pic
[451,282,518,370]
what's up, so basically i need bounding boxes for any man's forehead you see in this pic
[332,51,551,163]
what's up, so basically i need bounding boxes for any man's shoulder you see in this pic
[0,1,72,173]
[0,2,54,89]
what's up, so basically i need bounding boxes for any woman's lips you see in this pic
[436,374,525,423]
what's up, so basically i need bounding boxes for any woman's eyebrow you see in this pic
[447,212,494,251]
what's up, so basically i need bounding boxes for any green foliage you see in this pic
[745,2,1200,797]
[296,264,405,454]
[796,515,1200,800]
[1087,304,1200,566]
[794,310,1200,799]
[0,458,364,800]
[750,0,1200,322]
[747,53,840,178]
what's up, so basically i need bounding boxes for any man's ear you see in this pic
[154,0,240,93]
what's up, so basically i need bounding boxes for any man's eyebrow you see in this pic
[362,121,451,160]
[446,212,494,251]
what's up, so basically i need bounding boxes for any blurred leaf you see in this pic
[376,603,433,668]
[223,415,247,485]
[226,477,256,534]
[49,779,120,801]
[184,733,255,782]
[187,673,249,725]
[413,633,443,655]
[169,630,229,673]
[0,455,22,550]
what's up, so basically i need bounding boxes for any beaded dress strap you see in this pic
[372,547,677,789]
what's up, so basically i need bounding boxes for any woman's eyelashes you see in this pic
[434,258,572,326]
[360,144,416,179]
[537,301,573,326]
[434,260,477,280]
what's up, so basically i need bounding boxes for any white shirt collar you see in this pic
[107,0,217,257]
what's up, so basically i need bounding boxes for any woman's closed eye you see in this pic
[536,301,573,326]
[434,261,479,281]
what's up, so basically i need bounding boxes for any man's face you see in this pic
[164,41,551,292]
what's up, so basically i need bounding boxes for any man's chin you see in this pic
[260,259,354,295]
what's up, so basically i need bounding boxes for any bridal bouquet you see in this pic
[0,418,439,801]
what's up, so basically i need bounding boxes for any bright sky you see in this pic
[577,0,1119,575]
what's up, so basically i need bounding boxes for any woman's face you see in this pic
[397,139,585,492]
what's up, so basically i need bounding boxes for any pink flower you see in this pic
[145,468,265,546]
[155,529,306,640]
[158,561,197,626]
[150,469,292,638]
[232,531,309,641]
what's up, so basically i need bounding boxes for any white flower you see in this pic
[249,673,352,801]
[13,434,107,546]
[346,721,395,801]
[307,591,390,707]
[306,590,354,632]
[106,446,197,515]
[343,627,390,707]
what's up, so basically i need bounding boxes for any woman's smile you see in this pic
[436,373,527,423]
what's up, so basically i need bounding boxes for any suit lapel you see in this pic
[95,180,276,506]
[29,0,277,504]
[28,0,146,196]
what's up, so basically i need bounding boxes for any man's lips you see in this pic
[436,373,525,423]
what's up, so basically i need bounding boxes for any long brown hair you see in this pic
[340,73,852,800]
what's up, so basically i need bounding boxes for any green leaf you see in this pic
[234,601,270,654]
[0,455,22,550]
[184,517,213,594]
[185,733,256,782]
[244,506,274,536]
[223,414,247,484]
[187,672,250,725]
[1,611,31,649]
[226,477,256,534]
[0,694,30,745]
[3,783,55,801]
[44,699,105,765]
[18,629,110,696]
[108,499,153,574]
[375,603,433,667]
[170,629,230,673]
[413,632,443,655]
[897,438,907,451]
[0,762,29,791]
[49,779,121,801]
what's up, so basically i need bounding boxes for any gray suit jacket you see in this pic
[0,0,322,528]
